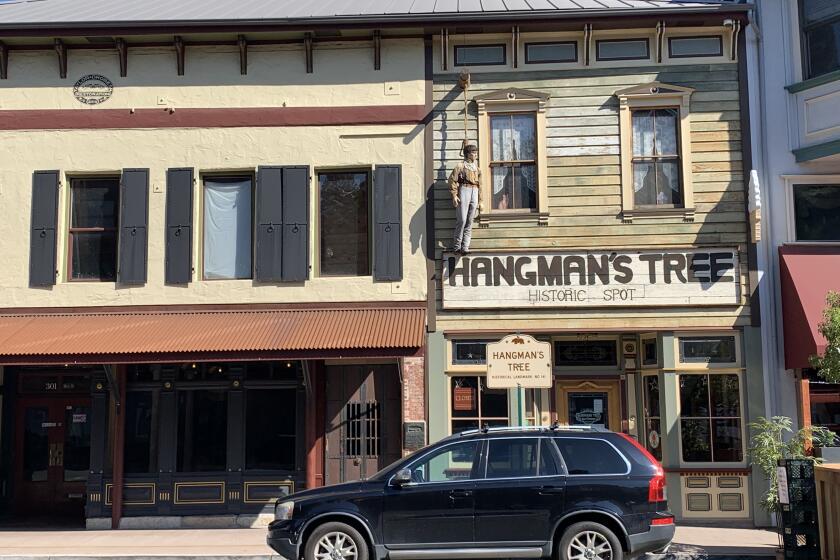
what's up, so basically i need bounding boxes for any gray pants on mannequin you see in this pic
[453,185,479,253]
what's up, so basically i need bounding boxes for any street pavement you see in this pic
[0,525,780,559]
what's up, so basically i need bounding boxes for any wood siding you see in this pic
[433,63,750,331]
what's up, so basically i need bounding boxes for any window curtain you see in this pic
[204,180,252,279]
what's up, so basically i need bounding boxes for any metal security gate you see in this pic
[325,365,400,484]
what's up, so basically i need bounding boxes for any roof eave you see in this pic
[0,4,754,34]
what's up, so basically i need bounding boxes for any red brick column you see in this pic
[401,356,426,454]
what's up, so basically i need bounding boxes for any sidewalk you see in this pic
[0,525,780,559]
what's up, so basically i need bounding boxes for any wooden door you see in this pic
[555,380,621,431]
[325,364,401,485]
[14,396,91,518]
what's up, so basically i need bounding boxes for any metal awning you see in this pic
[0,304,426,365]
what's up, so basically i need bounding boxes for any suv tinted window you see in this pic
[555,438,628,475]
[408,441,479,483]
[539,439,561,476]
[486,438,538,478]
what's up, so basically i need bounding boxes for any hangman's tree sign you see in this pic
[486,334,553,389]
[442,249,740,309]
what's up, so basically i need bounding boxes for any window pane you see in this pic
[491,166,514,209]
[246,389,296,470]
[526,42,577,63]
[656,161,682,205]
[177,390,227,472]
[632,111,655,156]
[555,438,627,475]
[481,385,509,419]
[669,36,723,58]
[23,407,49,482]
[486,439,538,478]
[409,441,479,482]
[681,419,712,462]
[319,172,370,276]
[452,376,480,419]
[203,179,252,280]
[655,110,679,156]
[633,161,657,206]
[453,341,488,365]
[455,45,505,66]
[643,339,658,366]
[491,114,536,161]
[554,340,618,367]
[568,393,609,429]
[71,178,119,228]
[680,375,710,417]
[71,231,117,280]
[644,375,661,418]
[710,374,741,418]
[680,336,737,364]
[712,419,743,461]
[646,418,663,461]
[514,164,538,210]
[805,19,840,78]
[125,391,158,474]
[793,185,840,241]
[597,39,649,60]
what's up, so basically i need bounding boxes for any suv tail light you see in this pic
[618,433,667,503]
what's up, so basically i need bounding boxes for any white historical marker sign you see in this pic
[486,334,553,389]
[442,248,740,309]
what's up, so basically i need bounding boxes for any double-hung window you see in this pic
[616,83,695,221]
[631,109,682,207]
[203,176,253,280]
[800,0,840,80]
[475,89,550,225]
[490,114,538,211]
[69,177,120,281]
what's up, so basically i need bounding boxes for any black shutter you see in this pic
[282,166,309,282]
[29,170,60,287]
[117,168,149,284]
[255,166,284,282]
[373,165,403,281]
[165,168,193,284]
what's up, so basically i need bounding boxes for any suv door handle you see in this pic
[449,489,473,498]
[538,486,564,495]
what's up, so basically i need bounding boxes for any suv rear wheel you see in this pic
[304,522,369,560]
[558,521,623,560]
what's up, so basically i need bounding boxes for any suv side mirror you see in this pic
[392,468,412,486]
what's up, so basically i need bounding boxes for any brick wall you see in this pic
[401,356,426,423]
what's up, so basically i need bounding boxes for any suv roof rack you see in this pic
[458,424,607,436]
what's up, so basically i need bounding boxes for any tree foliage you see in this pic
[748,416,836,515]
[811,291,840,383]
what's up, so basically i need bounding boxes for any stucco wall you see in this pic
[0,39,425,110]
[0,39,429,308]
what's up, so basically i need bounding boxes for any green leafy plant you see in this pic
[748,416,837,515]
[811,291,840,383]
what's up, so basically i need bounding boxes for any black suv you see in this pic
[267,427,674,560]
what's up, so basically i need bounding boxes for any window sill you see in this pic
[786,69,840,94]
[621,207,695,223]
[477,210,550,227]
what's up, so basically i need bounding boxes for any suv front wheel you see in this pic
[304,522,369,560]
[558,521,623,560]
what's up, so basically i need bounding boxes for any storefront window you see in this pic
[643,375,663,461]
[809,380,840,436]
[245,389,297,471]
[451,376,509,433]
[679,374,743,462]
[679,336,737,364]
[124,391,159,474]
[177,390,228,472]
